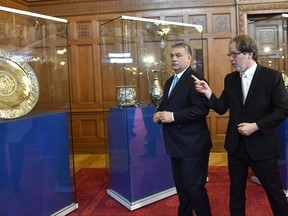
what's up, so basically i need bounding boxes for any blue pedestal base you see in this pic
[107,187,176,211]
[0,112,77,215]
[107,106,176,210]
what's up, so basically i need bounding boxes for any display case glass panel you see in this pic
[100,16,203,109]
[248,14,288,83]
[100,16,203,210]
[0,6,77,215]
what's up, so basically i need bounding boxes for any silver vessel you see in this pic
[148,70,163,108]
[116,85,138,108]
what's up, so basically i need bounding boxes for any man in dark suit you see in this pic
[153,42,212,216]
[193,34,288,216]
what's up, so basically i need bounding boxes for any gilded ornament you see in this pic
[0,49,39,119]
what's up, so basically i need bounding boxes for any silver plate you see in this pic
[0,49,39,119]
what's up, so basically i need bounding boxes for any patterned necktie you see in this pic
[240,72,249,103]
[168,75,179,97]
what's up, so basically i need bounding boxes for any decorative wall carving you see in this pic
[213,14,231,32]
[238,0,287,4]
[189,15,207,33]
[77,22,92,38]
[26,0,235,17]
[165,16,183,24]
[0,0,27,10]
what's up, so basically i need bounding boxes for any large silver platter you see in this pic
[0,49,39,119]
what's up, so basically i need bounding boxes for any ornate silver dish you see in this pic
[0,49,39,119]
[116,85,138,107]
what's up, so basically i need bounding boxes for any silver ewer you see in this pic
[148,70,163,108]
[116,85,138,108]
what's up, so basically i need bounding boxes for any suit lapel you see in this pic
[238,74,244,105]
[164,69,190,108]
[162,76,174,107]
[168,69,189,99]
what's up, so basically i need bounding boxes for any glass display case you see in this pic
[248,14,288,196]
[100,16,203,210]
[248,13,288,83]
[0,6,77,215]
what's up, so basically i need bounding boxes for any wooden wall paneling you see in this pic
[210,111,229,152]
[51,64,70,105]
[93,20,103,108]
[31,60,70,111]
[207,7,236,151]
[69,19,103,111]
[68,17,103,153]
[72,112,106,153]
[202,39,209,81]
[70,45,94,109]
[101,42,118,107]
[67,14,136,153]
[206,37,231,152]
[34,62,53,103]
[211,38,232,97]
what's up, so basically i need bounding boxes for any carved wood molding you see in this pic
[238,0,287,4]
[238,3,288,34]
[0,0,27,10]
[25,0,235,17]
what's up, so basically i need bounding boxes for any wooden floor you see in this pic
[73,152,228,173]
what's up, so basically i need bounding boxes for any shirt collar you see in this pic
[239,62,257,79]
[175,66,188,79]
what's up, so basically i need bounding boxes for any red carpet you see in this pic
[68,167,273,216]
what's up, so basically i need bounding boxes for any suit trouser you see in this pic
[228,139,288,216]
[171,154,211,216]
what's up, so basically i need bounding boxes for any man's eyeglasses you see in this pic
[227,51,243,58]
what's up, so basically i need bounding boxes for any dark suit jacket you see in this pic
[209,64,288,161]
[157,67,212,158]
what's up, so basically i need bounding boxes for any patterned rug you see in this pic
[68,166,273,216]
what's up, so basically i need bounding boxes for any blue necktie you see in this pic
[168,75,179,97]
